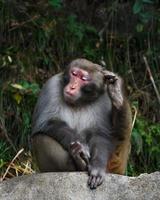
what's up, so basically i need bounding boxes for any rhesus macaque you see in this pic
[31,58,132,189]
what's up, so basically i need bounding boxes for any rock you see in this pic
[0,172,160,200]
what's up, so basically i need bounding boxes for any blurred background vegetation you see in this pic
[0,0,160,179]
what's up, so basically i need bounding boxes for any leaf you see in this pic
[13,93,22,104]
[11,83,24,90]
[49,0,62,9]
[133,0,143,14]
[136,23,144,32]
[7,56,12,63]
[140,12,153,23]
[11,81,40,95]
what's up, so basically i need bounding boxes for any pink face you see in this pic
[63,68,92,103]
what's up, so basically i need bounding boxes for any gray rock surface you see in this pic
[0,172,160,200]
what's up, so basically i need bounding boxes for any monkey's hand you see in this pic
[88,165,106,189]
[104,70,124,109]
[70,141,90,171]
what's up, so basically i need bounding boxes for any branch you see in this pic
[1,148,24,181]
[143,56,160,105]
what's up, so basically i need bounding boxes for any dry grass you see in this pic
[1,149,34,181]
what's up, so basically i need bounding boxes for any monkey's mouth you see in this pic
[63,91,77,104]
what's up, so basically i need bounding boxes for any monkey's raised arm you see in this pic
[103,70,132,139]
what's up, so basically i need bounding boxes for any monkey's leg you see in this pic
[31,134,76,172]
[107,140,131,174]
[87,135,113,189]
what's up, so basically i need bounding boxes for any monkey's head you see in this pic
[62,59,106,106]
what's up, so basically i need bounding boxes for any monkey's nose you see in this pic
[70,82,78,89]
[70,86,76,90]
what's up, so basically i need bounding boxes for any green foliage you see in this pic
[133,0,143,14]
[0,141,12,171]
[133,0,154,15]
[0,81,40,150]
[49,0,62,9]
[133,0,158,32]
[65,15,99,60]
[128,117,160,175]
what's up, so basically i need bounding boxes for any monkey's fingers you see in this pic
[103,70,116,82]
[105,75,118,84]
[70,141,80,148]
[70,142,82,156]
[70,141,90,163]
[80,152,89,165]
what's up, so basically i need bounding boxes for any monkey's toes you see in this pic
[88,167,105,189]
[88,174,104,189]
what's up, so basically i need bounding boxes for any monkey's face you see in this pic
[63,67,91,104]
[63,66,105,106]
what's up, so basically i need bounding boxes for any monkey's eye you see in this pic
[72,71,78,76]
[81,75,91,81]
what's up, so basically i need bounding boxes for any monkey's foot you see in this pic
[88,166,106,189]
[104,70,124,109]
[70,141,90,171]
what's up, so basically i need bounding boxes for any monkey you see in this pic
[31,58,132,189]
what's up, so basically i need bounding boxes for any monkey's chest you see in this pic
[59,104,111,133]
